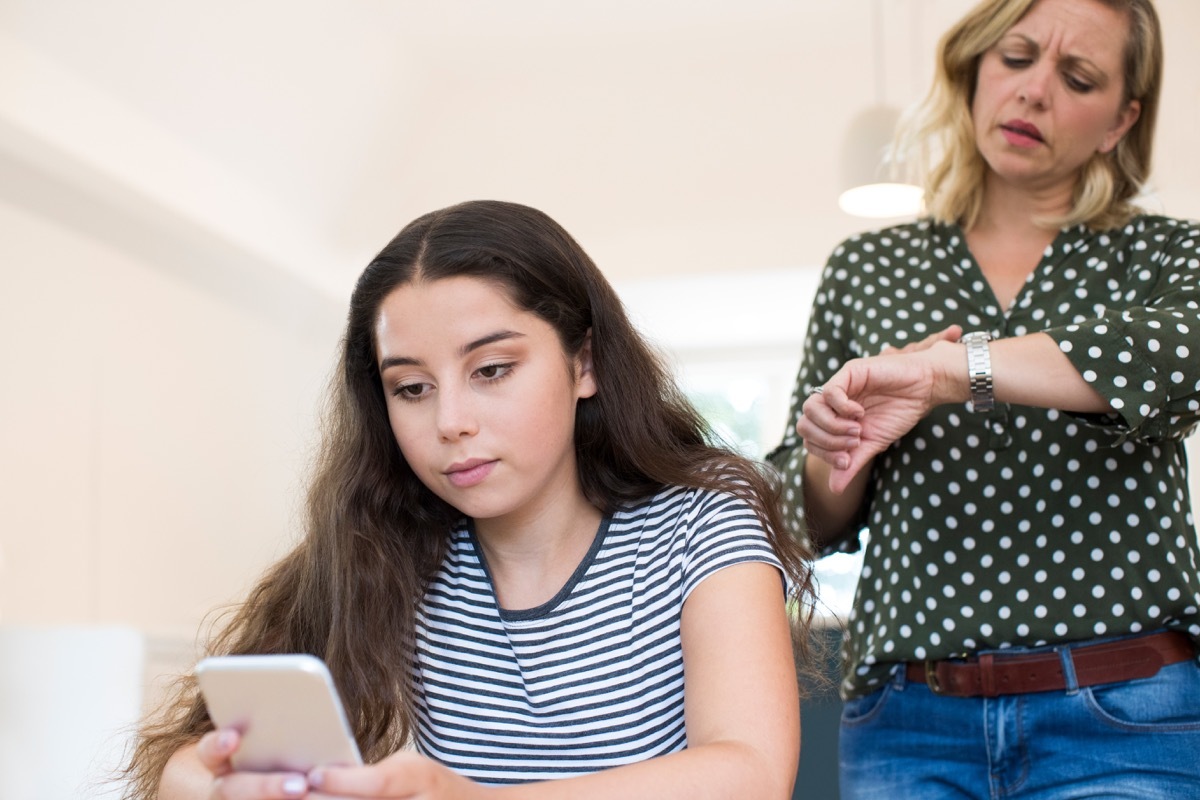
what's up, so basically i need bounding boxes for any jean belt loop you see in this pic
[891,662,908,691]
[1056,644,1080,696]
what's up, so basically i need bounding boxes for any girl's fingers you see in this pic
[308,763,401,797]
[195,729,239,772]
[307,752,472,799]
[195,730,308,799]
[210,773,310,800]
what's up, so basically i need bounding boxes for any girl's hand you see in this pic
[306,752,486,800]
[184,729,310,799]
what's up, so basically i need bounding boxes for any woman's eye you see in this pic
[1000,54,1031,69]
[1063,73,1095,93]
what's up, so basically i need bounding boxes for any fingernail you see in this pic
[217,730,236,751]
[307,769,324,789]
[837,456,850,469]
[282,775,307,796]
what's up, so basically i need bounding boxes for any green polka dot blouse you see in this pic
[767,215,1200,699]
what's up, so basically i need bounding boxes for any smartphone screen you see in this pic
[195,654,363,772]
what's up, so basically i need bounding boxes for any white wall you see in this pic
[0,194,341,647]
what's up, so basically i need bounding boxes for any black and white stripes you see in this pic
[413,484,781,784]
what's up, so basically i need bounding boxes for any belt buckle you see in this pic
[925,653,971,696]
[924,660,945,694]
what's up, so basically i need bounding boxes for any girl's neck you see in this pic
[474,487,603,612]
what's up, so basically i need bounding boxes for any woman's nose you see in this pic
[1017,63,1053,109]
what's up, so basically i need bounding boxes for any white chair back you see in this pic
[0,626,144,799]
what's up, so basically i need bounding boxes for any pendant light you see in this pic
[837,0,922,219]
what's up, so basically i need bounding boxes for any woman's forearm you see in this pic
[988,333,1111,413]
[802,452,873,548]
[800,331,1111,520]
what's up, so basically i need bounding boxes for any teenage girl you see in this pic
[124,200,817,800]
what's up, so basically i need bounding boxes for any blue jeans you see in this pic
[839,653,1200,799]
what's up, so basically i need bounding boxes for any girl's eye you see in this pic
[392,382,430,402]
[475,362,514,381]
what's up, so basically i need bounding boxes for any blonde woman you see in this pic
[769,0,1200,796]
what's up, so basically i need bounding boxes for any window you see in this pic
[617,268,861,622]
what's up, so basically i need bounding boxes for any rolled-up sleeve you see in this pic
[1044,218,1200,441]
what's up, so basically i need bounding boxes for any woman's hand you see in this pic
[877,324,962,356]
[306,752,487,800]
[798,326,964,495]
[159,730,310,800]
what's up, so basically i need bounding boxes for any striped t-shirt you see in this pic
[412,484,782,784]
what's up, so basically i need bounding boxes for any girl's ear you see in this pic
[575,329,598,399]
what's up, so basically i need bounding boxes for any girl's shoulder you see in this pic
[613,484,761,533]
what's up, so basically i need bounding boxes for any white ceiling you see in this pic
[2,0,1198,301]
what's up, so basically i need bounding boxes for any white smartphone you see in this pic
[195,653,363,773]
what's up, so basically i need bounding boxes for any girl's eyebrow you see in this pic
[378,330,526,372]
[459,330,525,356]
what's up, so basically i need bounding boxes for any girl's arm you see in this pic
[306,561,800,800]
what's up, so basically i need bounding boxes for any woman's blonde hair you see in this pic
[897,0,1162,230]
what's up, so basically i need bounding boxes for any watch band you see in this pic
[962,332,994,413]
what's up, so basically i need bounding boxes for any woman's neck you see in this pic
[965,175,1068,311]
[974,172,1072,236]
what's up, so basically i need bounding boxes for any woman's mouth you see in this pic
[444,459,497,488]
[1000,119,1045,147]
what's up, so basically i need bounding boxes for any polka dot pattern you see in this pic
[766,217,1200,699]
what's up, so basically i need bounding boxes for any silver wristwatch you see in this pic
[962,331,994,413]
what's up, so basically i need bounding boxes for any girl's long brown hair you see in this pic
[121,200,817,797]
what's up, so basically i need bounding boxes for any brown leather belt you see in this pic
[906,631,1195,698]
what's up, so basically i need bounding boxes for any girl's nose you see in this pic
[436,388,479,442]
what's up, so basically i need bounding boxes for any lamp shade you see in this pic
[838,105,922,219]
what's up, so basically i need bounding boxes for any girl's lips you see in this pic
[444,459,497,488]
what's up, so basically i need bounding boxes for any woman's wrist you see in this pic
[919,340,973,407]
[961,332,994,412]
